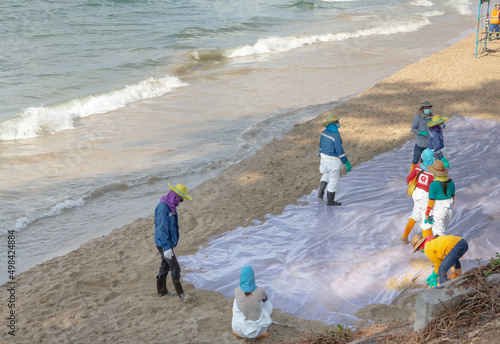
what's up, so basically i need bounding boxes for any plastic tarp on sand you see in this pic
[179,116,500,324]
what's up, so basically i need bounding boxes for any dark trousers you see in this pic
[438,239,469,284]
[156,246,184,296]
[412,144,426,164]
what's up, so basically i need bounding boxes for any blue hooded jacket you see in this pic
[427,125,445,159]
[154,201,179,251]
[319,124,347,163]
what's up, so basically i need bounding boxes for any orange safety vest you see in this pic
[491,8,500,24]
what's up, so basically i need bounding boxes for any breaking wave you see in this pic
[0,75,187,141]
[221,15,437,58]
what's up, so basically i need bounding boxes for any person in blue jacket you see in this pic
[154,183,193,302]
[427,114,450,168]
[318,114,351,206]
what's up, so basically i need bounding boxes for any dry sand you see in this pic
[1,33,499,344]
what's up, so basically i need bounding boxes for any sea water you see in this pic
[0,0,478,283]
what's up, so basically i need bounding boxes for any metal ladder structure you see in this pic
[475,0,499,57]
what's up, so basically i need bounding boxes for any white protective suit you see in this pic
[319,153,343,193]
[231,299,273,338]
[410,188,429,223]
[428,198,454,236]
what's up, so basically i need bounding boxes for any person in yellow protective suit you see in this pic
[489,4,500,40]
[411,234,468,288]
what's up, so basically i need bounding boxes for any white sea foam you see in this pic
[422,10,446,17]
[226,16,436,58]
[3,198,86,235]
[409,0,434,6]
[448,0,472,15]
[0,75,188,141]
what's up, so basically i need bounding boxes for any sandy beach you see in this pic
[2,33,499,343]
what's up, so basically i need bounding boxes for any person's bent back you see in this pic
[231,266,272,339]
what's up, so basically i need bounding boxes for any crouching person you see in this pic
[411,234,468,288]
[232,266,272,339]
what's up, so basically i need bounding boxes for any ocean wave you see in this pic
[238,99,349,145]
[174,17,285,39]
[408,0,434,7]
[225,15,436,58]
[449,0,472,15]
[421,10,445,17]
[0,75,188,141]
[2,198,86,235]
[0,100,349,236]
[276,1,320,9]
[1,157,238,236]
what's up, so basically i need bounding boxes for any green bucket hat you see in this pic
[322,113,342,127]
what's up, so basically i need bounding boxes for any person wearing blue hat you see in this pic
[232,266,272,339]
[154,183,193,302]
[318,113,351,206]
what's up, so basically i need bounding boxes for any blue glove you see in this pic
[419,130,428,137]
[345,160,352,172]
[440,156,450,168]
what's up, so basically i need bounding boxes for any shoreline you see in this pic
[2,32,499,343]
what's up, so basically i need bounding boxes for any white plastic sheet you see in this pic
[179,116,500,324]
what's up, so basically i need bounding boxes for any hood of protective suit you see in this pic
[240,265,258,293]
[420,149,436,171]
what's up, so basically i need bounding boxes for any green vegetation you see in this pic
[482,252,500,276]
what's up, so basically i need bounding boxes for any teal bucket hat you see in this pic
[239,265,258,293]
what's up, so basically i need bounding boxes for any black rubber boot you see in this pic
[318,181,328,199]
[172,279,191,302]
[172,278,185,297]
[156,275,170,297]
[326,192,341,206]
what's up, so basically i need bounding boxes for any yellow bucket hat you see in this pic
[168,183,192,200]
[427,115,449,127]
[322,113,342,127]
